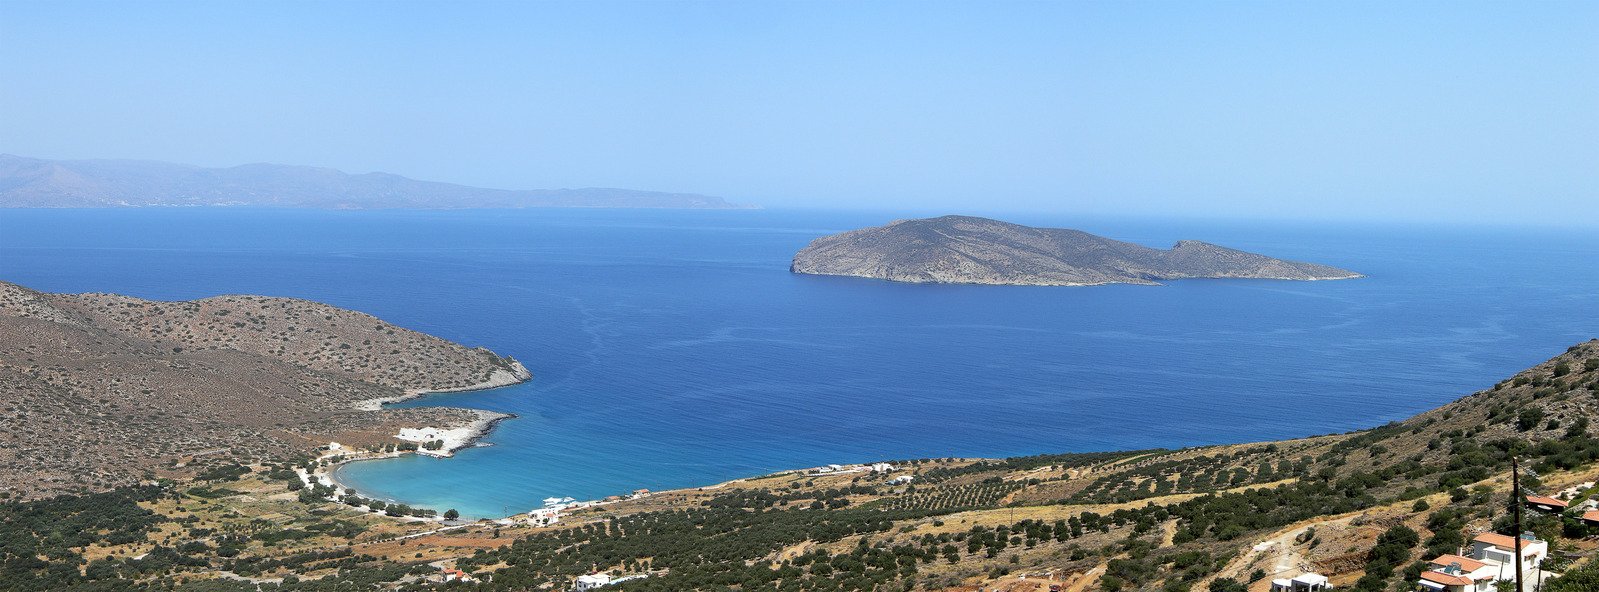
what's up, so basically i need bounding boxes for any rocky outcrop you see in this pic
[356,361,534,411]
[791,216,1361,286]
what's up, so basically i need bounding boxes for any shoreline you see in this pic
[404,409,515,458]
[790,270,1363,287]
[353,359,532,412]
[454,411,515,452]
[316,359,532,520]
[299,448,453,524]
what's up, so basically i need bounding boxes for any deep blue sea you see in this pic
[2,208,1595,518]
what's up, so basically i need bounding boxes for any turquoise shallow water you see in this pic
[2,208,1596,518]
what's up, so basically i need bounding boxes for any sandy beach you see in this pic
[312,360,531,520]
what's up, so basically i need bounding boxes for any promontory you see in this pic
[790,215,1361,286]
[0,280,530,499]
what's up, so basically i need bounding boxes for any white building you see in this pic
[887,475,915,485]
[573,573,612,591]
[528,507,560,527]
[870,462,895,472]
[1269,573,1330,592]
[1417,555,1497,592]
[1469,532,1547,575]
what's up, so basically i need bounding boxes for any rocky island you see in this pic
[0,280,529,499]
[791,215,1362,286]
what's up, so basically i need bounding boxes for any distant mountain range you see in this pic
[0,154,753,209]
[791,215,1362,286]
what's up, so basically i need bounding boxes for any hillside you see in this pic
[0,281,529,499]
[791,216,1361,286]
[0,154,753,209]
[5,338,1598,592]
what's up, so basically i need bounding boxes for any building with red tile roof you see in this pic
[1525,494,1568,512]
[1418,570,1474,589]
[1469,532,1547,574]
[1427,554,1487,572]
[1582,509,1599,525]
[1418,553,1500,592]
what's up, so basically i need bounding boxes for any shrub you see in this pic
[1519,409,1547,431]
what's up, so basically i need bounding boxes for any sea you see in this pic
[2,208,1595,519]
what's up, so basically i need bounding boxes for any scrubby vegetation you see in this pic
[0,486,167,591]
[3,340,1598,591]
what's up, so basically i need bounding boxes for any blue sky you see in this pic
[1,1,1595,224]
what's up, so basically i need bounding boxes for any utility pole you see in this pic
[1513,455,1524,592]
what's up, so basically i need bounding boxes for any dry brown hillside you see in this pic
[0,281,529,499]
[2,333,1596,591]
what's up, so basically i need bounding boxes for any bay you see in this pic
[2,208,1594,518]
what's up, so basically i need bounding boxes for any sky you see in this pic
[1,0,1596,224]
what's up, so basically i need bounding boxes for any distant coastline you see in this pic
[0,154,758,210]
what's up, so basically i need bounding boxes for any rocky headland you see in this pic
[0,280,529,499]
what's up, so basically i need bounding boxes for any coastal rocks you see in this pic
[396,410,513,457]
[354,360,532,411]
[417,361,533,397]
[791,215,1362,286]
[353,360,529,458]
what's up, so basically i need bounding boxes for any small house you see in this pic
[1469,532,1547,574]
[573,573,612,591]
[528,507,560,527]
[1581,509,1599,526]
[1416,555,1497,592]
[1417,569,1474,592]
[1269,573,1330,592]
[1525,495,1568,513]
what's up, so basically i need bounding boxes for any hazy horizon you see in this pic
[3,0,1595,226]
